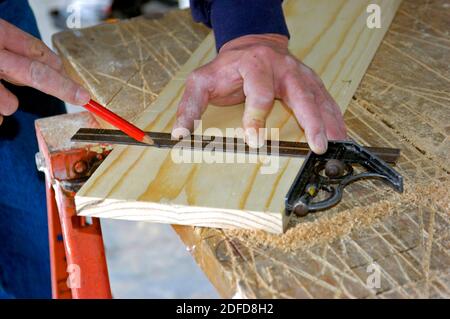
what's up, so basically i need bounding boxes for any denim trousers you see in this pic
[0,82,66,298]
[0,0,67,298]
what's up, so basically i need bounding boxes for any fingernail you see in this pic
[75,87,90,105]
[245,128,265,149]
[313,132,328,154]
[171,126,190,140]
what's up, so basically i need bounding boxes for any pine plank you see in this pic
[75,0,402,233]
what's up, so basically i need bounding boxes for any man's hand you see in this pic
[0,19,90,125]
[172,34,347,154]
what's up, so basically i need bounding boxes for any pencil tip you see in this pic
[141,135,155,145]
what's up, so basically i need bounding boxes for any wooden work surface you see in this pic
[73,0,402,234]
[53,0,449,298]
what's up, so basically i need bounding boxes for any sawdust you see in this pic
[224,179,449,252]
[354,98,450,173]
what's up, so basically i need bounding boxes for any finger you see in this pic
[0,49,90,105]
[172,69,210,138]
[0,19,63,72]
[0,81,18,116]
[239,61,275,148]
[209,89,245,106]
[309,74,347,140]
[0,115,3,126]
[282,73,328,154]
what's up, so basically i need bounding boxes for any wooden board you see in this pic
[74,0,402,233]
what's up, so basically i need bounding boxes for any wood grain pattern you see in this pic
[53,10,210,122]
[75,0,402,233]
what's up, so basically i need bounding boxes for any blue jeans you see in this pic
[0,0,66,298]
[0,84,66,298]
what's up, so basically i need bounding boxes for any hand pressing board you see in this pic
[75,0,402,233]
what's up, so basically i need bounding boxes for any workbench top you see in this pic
[46,1,449,298]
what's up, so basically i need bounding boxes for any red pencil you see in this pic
[83,99,154,145]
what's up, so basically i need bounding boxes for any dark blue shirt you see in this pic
[190,0,290,51]
[0,0,40,38]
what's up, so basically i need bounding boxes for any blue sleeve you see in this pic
[0,0,40,38]
[190,0,290,51]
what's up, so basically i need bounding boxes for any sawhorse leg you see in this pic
[35,112,112,299]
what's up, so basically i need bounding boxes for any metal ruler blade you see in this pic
[71,128,401,163]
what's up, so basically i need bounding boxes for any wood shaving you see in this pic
[224,179,449,252]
